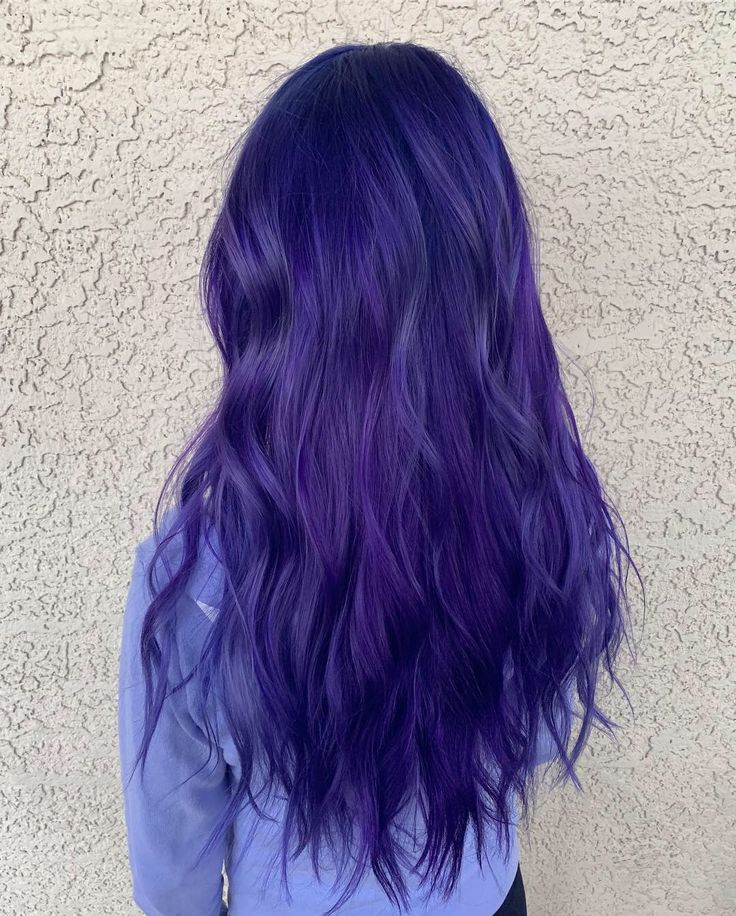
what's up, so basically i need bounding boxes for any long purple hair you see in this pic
[134,41,641,914]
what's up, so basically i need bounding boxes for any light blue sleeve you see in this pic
[118,544,231,916]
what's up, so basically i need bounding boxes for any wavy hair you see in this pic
[133,41,642,914]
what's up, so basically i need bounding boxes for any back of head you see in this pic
[138,41,639,914]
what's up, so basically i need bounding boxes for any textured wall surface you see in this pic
[2,1,734,914]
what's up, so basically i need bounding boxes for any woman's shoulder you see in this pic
[126,508,229,738]
[133,506,225,638]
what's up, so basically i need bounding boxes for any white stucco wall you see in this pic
[2,2,734,914]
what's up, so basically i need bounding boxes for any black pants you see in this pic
[494,865,527,915]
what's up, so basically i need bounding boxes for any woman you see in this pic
[118,41,640,916]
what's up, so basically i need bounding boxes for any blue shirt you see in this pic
[118,531,562,915]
